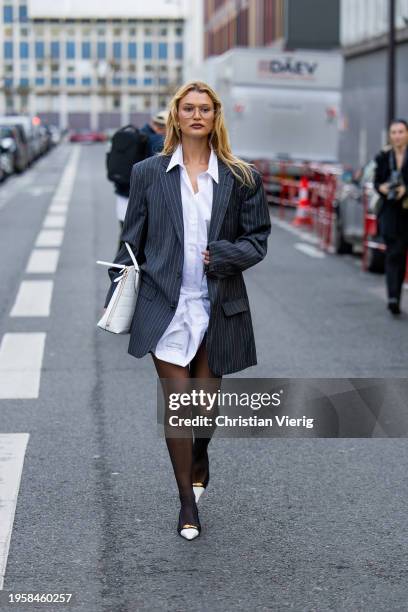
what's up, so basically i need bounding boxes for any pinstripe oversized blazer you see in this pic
[103,151,271,376]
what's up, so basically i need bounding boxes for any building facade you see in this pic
[0,0,198,129]
[204,0,285,56]
[340,0,408,167]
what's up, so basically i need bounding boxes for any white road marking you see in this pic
[26,249,60,274]
[42,214,66,229]
[48,204,68,214]
[271,214,320,244]
[27,186,54,197]
[0,333,46,399]
[294,242,326,258]
[0,433,30,590]
[35,229,64,247]
[10,281,54,317]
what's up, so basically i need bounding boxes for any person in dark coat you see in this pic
[140,110,167,156]
[374,119,408,315]
[101,81,271,540]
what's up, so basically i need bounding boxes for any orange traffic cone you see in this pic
[292,176,313,227]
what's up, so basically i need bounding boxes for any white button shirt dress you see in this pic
[151,142,218,366]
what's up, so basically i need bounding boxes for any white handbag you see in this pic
[96,242,140,334]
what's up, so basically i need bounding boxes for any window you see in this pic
[158,43,167,59]
[97,28,105,36]
[51,77,60,86]
[20,42,29,59]
[144,27,152,35]
[51,41,60,58]
[36,63,44,71]
[128,42,137,59]
[4,27,13,36]
[66,41,75,59]
[113,42,122,59]
[20,27,28,36]
[175,42,183,59]
[3,6,13,23]
[67,65,75,73]
[82,77,91,86]
[128,77,137,85]
[113,77,122,86]
[66,77,76,85]
[4,42,13,60]
[5,64,13,73]
[82,41,91,59]
[145,64,153,72]
[113,96,121,108]
[113,28,122,36]
[35,77,45,86]
[159,77,168,86]
[97,42,106,59]
[144,42,152,59]
[51,64,59,72]
[129,28,136,36]
[19,5,28,22]
[144,77,153,85]
[159,27,167,36]
[5,78,13,88]
[175,27,182,36]
[19,78,29,87]
[35,42,44,59]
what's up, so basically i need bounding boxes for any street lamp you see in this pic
[387,0,396,126]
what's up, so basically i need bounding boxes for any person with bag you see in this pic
[106,124,148,250]
[100,81,271,541]
[374,119,408,315]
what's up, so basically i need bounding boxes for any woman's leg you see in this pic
[189,333,222,486]
[151,353,194,499]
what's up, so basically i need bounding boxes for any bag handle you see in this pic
[96,242,138,270]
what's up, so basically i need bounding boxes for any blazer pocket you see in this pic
[138,281,157,301]
[221,297,249,316]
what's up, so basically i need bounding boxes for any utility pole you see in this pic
[387,0,396,126]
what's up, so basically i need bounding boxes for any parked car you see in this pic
[0,116,36,163]
[0,124,29,172]
[69,129,106,143]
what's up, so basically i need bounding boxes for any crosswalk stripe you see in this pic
[294,242,326,258]
[0,433,30,590]
[0,333,46,399]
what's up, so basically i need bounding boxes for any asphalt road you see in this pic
[0,143,407,612]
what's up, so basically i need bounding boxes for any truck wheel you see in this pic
[333,216,352,254]
[366,247,385,273]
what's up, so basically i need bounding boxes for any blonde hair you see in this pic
[159,80,256,188]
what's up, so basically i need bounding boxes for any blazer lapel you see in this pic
[159,153,234,247]
[159,155,184,247]
[208,158,234,244]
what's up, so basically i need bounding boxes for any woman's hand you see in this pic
[396,185,407,200]
[202,249,210,265]
[379,183,390,195]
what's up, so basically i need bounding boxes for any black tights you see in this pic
[151,333,222,519]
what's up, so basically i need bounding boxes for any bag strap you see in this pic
[125,242,139,269]
[96,242,138,269]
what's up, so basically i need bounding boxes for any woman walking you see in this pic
[102,81,271,540]
[374,119,408,315]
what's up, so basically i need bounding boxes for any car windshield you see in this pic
[0,126,13,138]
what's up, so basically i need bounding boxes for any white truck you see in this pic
[200,48,344,164]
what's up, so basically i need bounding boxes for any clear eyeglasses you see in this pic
[179,105,215,119]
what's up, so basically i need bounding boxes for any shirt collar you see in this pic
[166,142,219,183]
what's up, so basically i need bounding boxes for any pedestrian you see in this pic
[140,110,168,157]
[374,119,408,315]
[101,81,271,540]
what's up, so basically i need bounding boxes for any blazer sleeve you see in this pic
[103,162,148,308]
[205,169,271,279]
[373,150,389,196]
